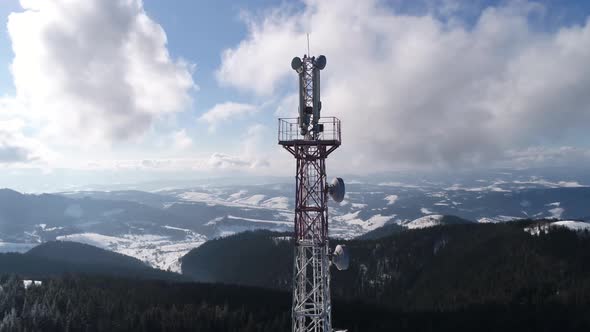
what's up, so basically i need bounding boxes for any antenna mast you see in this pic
[278,54,348,332]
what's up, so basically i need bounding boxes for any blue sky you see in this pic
[0,0,589,191]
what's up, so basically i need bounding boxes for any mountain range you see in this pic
[0,168,589,272]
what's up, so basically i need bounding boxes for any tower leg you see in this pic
[291,145,331,332]
[292,243,331,332]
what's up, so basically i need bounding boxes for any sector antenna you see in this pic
[279,54,349,332]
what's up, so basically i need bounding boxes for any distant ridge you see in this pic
[0,241,184,281]
[357,215,472,240]
[27,241,149,269]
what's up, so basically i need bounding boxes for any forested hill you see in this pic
[0,224,589,331]
[1,274,590,332]
[355,214,472,240]
[0,241,183,281]
[181,231,292,288]
[182,221,590,310]
[27,241,148,269]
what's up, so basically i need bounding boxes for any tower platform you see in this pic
[278,117,341,154]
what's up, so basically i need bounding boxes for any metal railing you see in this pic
[278,117,341,143]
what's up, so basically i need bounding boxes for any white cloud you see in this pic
[7,0,196,143]
[207,153,252,169]
[240,124,272,168]
[199,102,258,132]
[171,129,193,150]
[0,119,51,164]
[205,124,272,170]
[217,0,590,171]
[86,153,265,172]
[504,146,590,168]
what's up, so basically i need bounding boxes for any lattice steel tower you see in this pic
[278,54,348,332]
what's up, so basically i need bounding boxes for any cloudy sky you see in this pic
[0,0,589,190]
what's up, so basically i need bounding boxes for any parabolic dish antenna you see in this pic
[332,244,349,271]
[315,55,327,70]
[328,177,345,202]
[291,56,303,71]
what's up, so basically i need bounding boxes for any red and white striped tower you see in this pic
[278,54,343,332]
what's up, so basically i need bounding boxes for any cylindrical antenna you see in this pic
[307,33,310,56]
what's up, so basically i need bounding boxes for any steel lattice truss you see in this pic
[284,144,339,332]
[280,54,341,332]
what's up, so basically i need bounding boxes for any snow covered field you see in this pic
[0,242,38,253]
[57,228,206,272]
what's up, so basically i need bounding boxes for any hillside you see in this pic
[357,214,472,240]
[0,241,182,281]
[1,274,590,332]
[27,241,149,270]
[180,231,292,288]
[182,221,590,310]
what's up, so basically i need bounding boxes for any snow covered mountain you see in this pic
[524,220,590,236]
[0,168,589,271]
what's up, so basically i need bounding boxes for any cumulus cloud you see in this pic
[0,119,48,164]
[217,0,590,171]
[78,123,273,171]
[171,129,193,150]
[205,124,272,169]
[199,102,258,132]
[7,0,196,143]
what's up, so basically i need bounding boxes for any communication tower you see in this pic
[278,54,349,332]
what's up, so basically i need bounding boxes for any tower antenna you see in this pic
[280,53,348,332]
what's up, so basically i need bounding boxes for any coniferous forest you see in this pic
[1,221,590,331]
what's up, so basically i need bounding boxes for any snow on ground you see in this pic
[333,212,395,233]
[549,207,565,219]
[552,220,590,232]
[228,190,248,200]
[525,220,590,235]
[445,184,510,192]
[57,230,206,272]
[178,192,217,204]
[524,224,549,236]
[334,211,361,223]
[363,215,394,231]
[226,215,291,225]
[234,194,266,206]
[478,215,520,223]
[351,203,368,209]
[177,191,290,211]
[513,179,586,188]
[0,242,38,253]
[378,182,420,188]
[260,197,289,210]
[56,233,125,249]
[23,280,42,289]
[420,207,434,214]
[405,215,444,229]
[205,216,224,226]
[384,195,398,205]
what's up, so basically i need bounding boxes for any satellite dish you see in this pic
[315,55,327,70]
[291,57,303,71]
[332,244,349,271]
[328,177,345,202]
